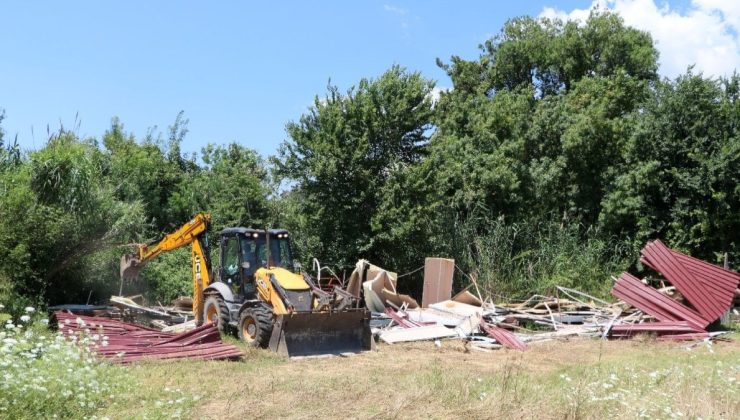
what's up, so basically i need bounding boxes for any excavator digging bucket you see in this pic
[268,309,373,357]
[119,254,143,280]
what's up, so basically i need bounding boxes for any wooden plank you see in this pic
[452,289,483,306]
[422,257,454,308]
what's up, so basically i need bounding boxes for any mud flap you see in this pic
[269,310,373,357]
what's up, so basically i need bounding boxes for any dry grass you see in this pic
[98,335,740,419]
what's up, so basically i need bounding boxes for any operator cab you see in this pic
[219,228,294,299]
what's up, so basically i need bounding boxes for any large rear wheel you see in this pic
[238,305,273,348]
[203,295,230,333]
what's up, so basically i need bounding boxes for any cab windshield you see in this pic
[240,233,293,270]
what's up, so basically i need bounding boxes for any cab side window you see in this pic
[223,237,239,275]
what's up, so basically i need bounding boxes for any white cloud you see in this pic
[539,0,740,78]
[428,87,449,107]
[383,4,408,16]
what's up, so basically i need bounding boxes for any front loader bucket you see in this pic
[120,254,143,280]
[268,309,373,357]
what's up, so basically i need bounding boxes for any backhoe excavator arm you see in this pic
[120,213,213,324]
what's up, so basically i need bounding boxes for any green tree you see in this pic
[600,71,740,260]
[0,130,146,304]
[275,65,435,267]
[169,143,270,232]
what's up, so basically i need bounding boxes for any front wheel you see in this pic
[238,305,273,348]
[203,295,230,333]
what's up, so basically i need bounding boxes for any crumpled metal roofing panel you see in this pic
[55,311,243,363]
[480,322,528,350]
[611,272,709,328]
[640,240,738,322]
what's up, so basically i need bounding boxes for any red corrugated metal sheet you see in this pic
[609,240,739,343]
[55,311,243,363]
[611,272,709,328]
[384,308,423,328]
[657,332,710,341]
[610,321,704,335]
[640,240,738,322]
[480,322,528,350]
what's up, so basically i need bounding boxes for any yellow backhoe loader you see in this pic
[120,213,372,357]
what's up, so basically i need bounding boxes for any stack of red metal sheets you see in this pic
[480,321,528,350]
[610,240,739,341]
[55,311,243,363]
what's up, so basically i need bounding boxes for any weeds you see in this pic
[454,219,630,300]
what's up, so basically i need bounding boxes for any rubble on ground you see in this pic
[54,311,242,363]
[54,240,738,358]
[363,243,738,352]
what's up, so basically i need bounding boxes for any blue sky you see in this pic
[3,0,736,158]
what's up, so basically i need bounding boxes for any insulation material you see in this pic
[363,269,397,312]
[345,260,365,298]
[452,289,483,306]
[362,282,385,313]
[406,308,467,327]
[422,257,454,308]
[454,312,482,337]
[379,324,458,343]
[428,300,482,318]
[380,287,419,309]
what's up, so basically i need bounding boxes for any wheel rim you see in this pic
[206,304,218,325]
[242,317,257,342]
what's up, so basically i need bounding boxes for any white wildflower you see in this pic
[24,307,35,313]
[20,315,31,323]
[0,304,4,310]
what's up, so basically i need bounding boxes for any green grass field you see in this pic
[95,335,739,420]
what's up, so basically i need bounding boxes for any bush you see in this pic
[0,305,131,419]
[456,219,630,300]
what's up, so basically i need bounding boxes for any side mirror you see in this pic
[293,261,302,273]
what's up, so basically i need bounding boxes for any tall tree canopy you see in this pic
[275,65,435,267]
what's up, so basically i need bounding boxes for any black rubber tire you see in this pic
[238,305,273,348]
[203,295,230,334]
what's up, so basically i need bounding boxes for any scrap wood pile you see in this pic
[361,241,738,352]
[54,311,242,363]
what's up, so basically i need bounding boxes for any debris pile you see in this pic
[51,239,737,358]
[52,295,199,332]
[364,243,738,351]
[608,240,739,340]
[54,311,242,363]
